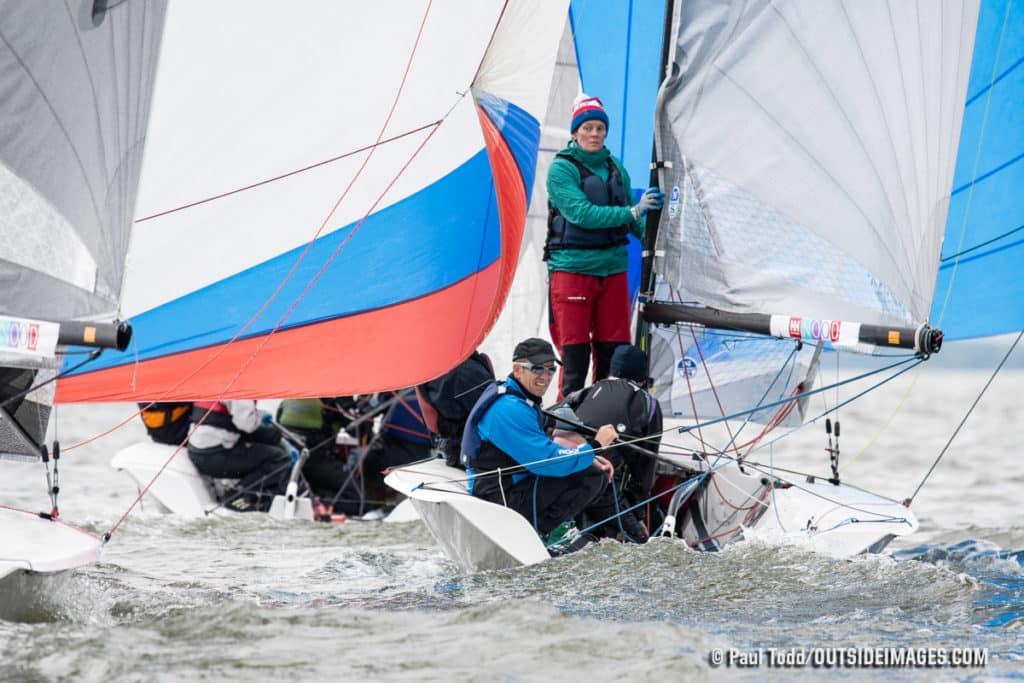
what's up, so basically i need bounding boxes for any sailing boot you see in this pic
[559,343,591,398]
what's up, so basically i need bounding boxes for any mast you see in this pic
[634,0,676,350]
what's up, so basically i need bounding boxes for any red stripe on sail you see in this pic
[56,263,504,402]
[474,102,528,345]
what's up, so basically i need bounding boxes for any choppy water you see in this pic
[2,367,1022,681]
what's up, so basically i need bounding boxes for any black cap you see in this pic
[512,337,560,365]
[610,345,647,382]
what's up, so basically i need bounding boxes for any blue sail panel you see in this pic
[475,91,542,207]
[570,0,666,301]
[932,0,1024,340]
[570,0,665,185]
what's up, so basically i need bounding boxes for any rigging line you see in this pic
[935,0,1013,329]
[940,222,1024,262]
[68,4,439,453]
[753,356,923,461]
[650,355,918,463]
[393,392,427,429]
[736,457,914,523]
[728,344,801,460]
[104,407,213,537]
[907,328,1022,505]
[568,476,702,543]
[668,288,710,450]
[838,361,925,473]
[675,355,920,435]
[134,121,441,223]
[700,350,801,471]
[0,350,103,412]
[686,320,740,449]
[378,422,430,441]
[470,0,506,84]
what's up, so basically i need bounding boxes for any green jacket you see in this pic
[545,142,643,276]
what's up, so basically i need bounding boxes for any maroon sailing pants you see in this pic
[548,270,631,397]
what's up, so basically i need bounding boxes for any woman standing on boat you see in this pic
[545,94,663,398]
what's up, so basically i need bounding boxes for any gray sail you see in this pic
[0,1,166,459]
[654,0,978,327]
[0,1,167,322]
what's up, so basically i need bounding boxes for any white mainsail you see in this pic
[654,0,978,328]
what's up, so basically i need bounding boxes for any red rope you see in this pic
[134,122,440,224]
[379,422,430,441]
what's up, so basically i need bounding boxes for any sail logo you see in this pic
[668,185,681,220]
[0,319,40,351]
[788,317,841,343]
[677,356,698,378]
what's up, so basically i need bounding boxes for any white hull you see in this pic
[385,459,549,572]
[111,441,418,524]
[110,441,315,520]
[385,457,917,573]
[0,507,102,617]
[666,458,918,557]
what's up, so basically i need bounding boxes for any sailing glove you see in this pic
[631,187,664,220]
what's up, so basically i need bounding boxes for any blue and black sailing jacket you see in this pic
[461,376,596,499]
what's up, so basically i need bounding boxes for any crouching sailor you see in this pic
[461,337,617,543]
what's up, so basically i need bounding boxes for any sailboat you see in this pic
[42,1,569,530]
[387,0,1023,572]
[1,1,167,595]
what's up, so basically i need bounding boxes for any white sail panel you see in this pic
[124,1,514,319]
[473,1,568,122]
[655,0,979,326]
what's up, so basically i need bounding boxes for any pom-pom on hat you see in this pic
[570,93,609,134]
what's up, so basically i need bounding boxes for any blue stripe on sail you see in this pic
[474,91,541,205]
[67,150,501,373]
[950,150,1024,196]
[932,0,1024,340]
[938,237,1024,269]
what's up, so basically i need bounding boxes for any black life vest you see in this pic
[572,378,657,438]
[138,402,192,445]
[461,380,543,499]
[419,351,495,468]
[191,401,241,433]
[544,153,631,260]
[571,378,661,496]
